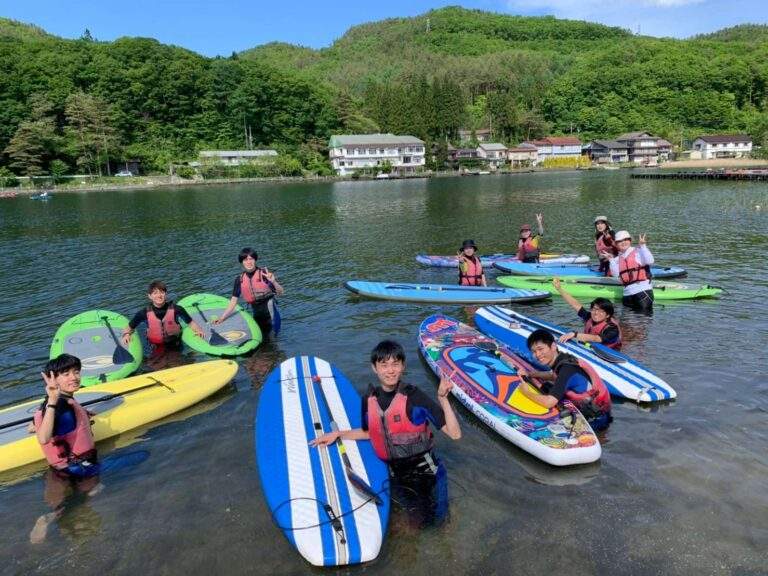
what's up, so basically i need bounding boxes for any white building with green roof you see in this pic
[329,134,425,176]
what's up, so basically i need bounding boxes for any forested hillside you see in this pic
[2,6,768,177]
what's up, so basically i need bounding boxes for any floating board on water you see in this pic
[0,360,237,473]
[344,281,550,304]
[493,261,687,279]
[50,310,143,387]
[474,306,676,403]
[256,356,390,567]
[177,293,262,356]
[418,315,600,466]
[497,276,723,300]
[415,253,590,268]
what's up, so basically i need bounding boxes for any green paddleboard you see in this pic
[50,310,143,387]
[496,276,723,301]
[177,293,262,356]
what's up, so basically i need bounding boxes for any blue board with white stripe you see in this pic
[493,261,687,279]
[256,356,390,567]
[344,280,550,304]
[474,306,676,403]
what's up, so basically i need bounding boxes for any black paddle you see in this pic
[386,284,507,293]
[0,379,167,431]
[312,375,383,506]
[191,303,229,346]
[101,316,135,365]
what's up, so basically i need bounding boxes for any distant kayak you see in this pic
[344,281,550,304]
[474,306,676,403]
[30,191,52,201]
[497,276,722,300]
[493,261,687,279]
[416,253,590,268]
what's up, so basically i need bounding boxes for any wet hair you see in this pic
[370,340,406,365]
[526,329,556,349]
[147,280,167,294]
[44,353,82,376]
[238,247,258,263]
[590,297,615,317]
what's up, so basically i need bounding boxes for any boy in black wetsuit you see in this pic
[311,340,462,526]
[121,280,203,348]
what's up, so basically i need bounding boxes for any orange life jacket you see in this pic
[34,400,96,470]
[554,355,612,418]
[618,248,651,286]
[595,232,618,260]
[240,269,274,304]
[584,316,623,350]
[146,304,181,345]
[458,256,484,286]
[517,236,540,262]
[367,386,434,462]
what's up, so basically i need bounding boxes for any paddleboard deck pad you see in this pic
[344,281,550,304]
[256,356,390,566]
[416,253,590,267]
[493,261,687,279]
[418,315,600,466]
[178,293,262,356]
[497,276,722,300]
[474,306,676,403]
[0,360,237,473]
[50,310,143,387]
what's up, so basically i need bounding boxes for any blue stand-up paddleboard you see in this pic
[256,356,390,567]
[474,306,676,403]
[416,253,590,267]
[418,315,601,466]
[344,281,550,304]
[494,261,687,279]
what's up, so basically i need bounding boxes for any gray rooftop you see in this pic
[590,140,628,149]
[200,150,278,157]
[329,134,424,147]
[479,143,508,151]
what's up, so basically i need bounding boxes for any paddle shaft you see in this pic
[192,303,228,345]
[101,316,134,363]
[387,284,506,293]
[0,379,167,431]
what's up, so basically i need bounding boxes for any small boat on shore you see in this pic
[30,191,52,201]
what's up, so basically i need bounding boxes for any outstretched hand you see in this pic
[638,233,647,245]
[535,213,543,223]
[309,431,339,447]
[552,277,563,291]
[41,371,59,404]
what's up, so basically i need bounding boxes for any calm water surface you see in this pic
[1,171,766,575]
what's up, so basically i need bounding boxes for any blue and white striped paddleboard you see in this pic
[256,356,390,567]
[474,306,676,403]
[344,281,550,304]
[493,261,687,279]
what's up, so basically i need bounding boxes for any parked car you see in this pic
[115,170,134,177]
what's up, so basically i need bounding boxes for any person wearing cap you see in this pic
[593,216,618,276]
[517,213,544,263]
[604,231,655,314]
[214,247,284,335]
[457,239,487,286]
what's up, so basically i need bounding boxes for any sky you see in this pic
[1,0,766,56]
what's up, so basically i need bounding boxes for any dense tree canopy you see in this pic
[2,6,768,176]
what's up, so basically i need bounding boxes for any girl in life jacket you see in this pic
[516,213,544,263]
[593,216,618,275]
[122,280,204,347]
[607,231,655,314]
[215,247,284,335]
[553,278,622,350]
[457,239,487,286]
[33,354,100,478]
[517,329,612,431]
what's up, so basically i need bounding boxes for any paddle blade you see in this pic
[588,344,626,364]
[345,465,383,506]
[112,344,134,365]
[269,299,281,335]
[207,328,229,346]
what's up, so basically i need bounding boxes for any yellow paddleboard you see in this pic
[0,360,238,473]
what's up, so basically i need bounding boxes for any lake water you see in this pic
[1,171,766,575]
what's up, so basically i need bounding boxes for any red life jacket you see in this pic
[618,248,651,286]
[554,355,612,417]
[240,269,274,304]
[458,256,483,286]
[34,400,96,470]
[595,232,618,260]
[367,386,434,462]
[517,236,540,262]
[584,316,623,350]
[146,304,181,345]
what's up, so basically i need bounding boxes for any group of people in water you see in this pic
[31,215,651,533]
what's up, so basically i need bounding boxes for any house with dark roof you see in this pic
[507,143,538,167]
[583,140,629,164]
[692,134,752,159]
[614,132,663,165]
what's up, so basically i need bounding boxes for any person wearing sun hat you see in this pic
[604,230,655,314]
[457,239,487,286]
[593,215,618,275]
[516,213,544,263]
